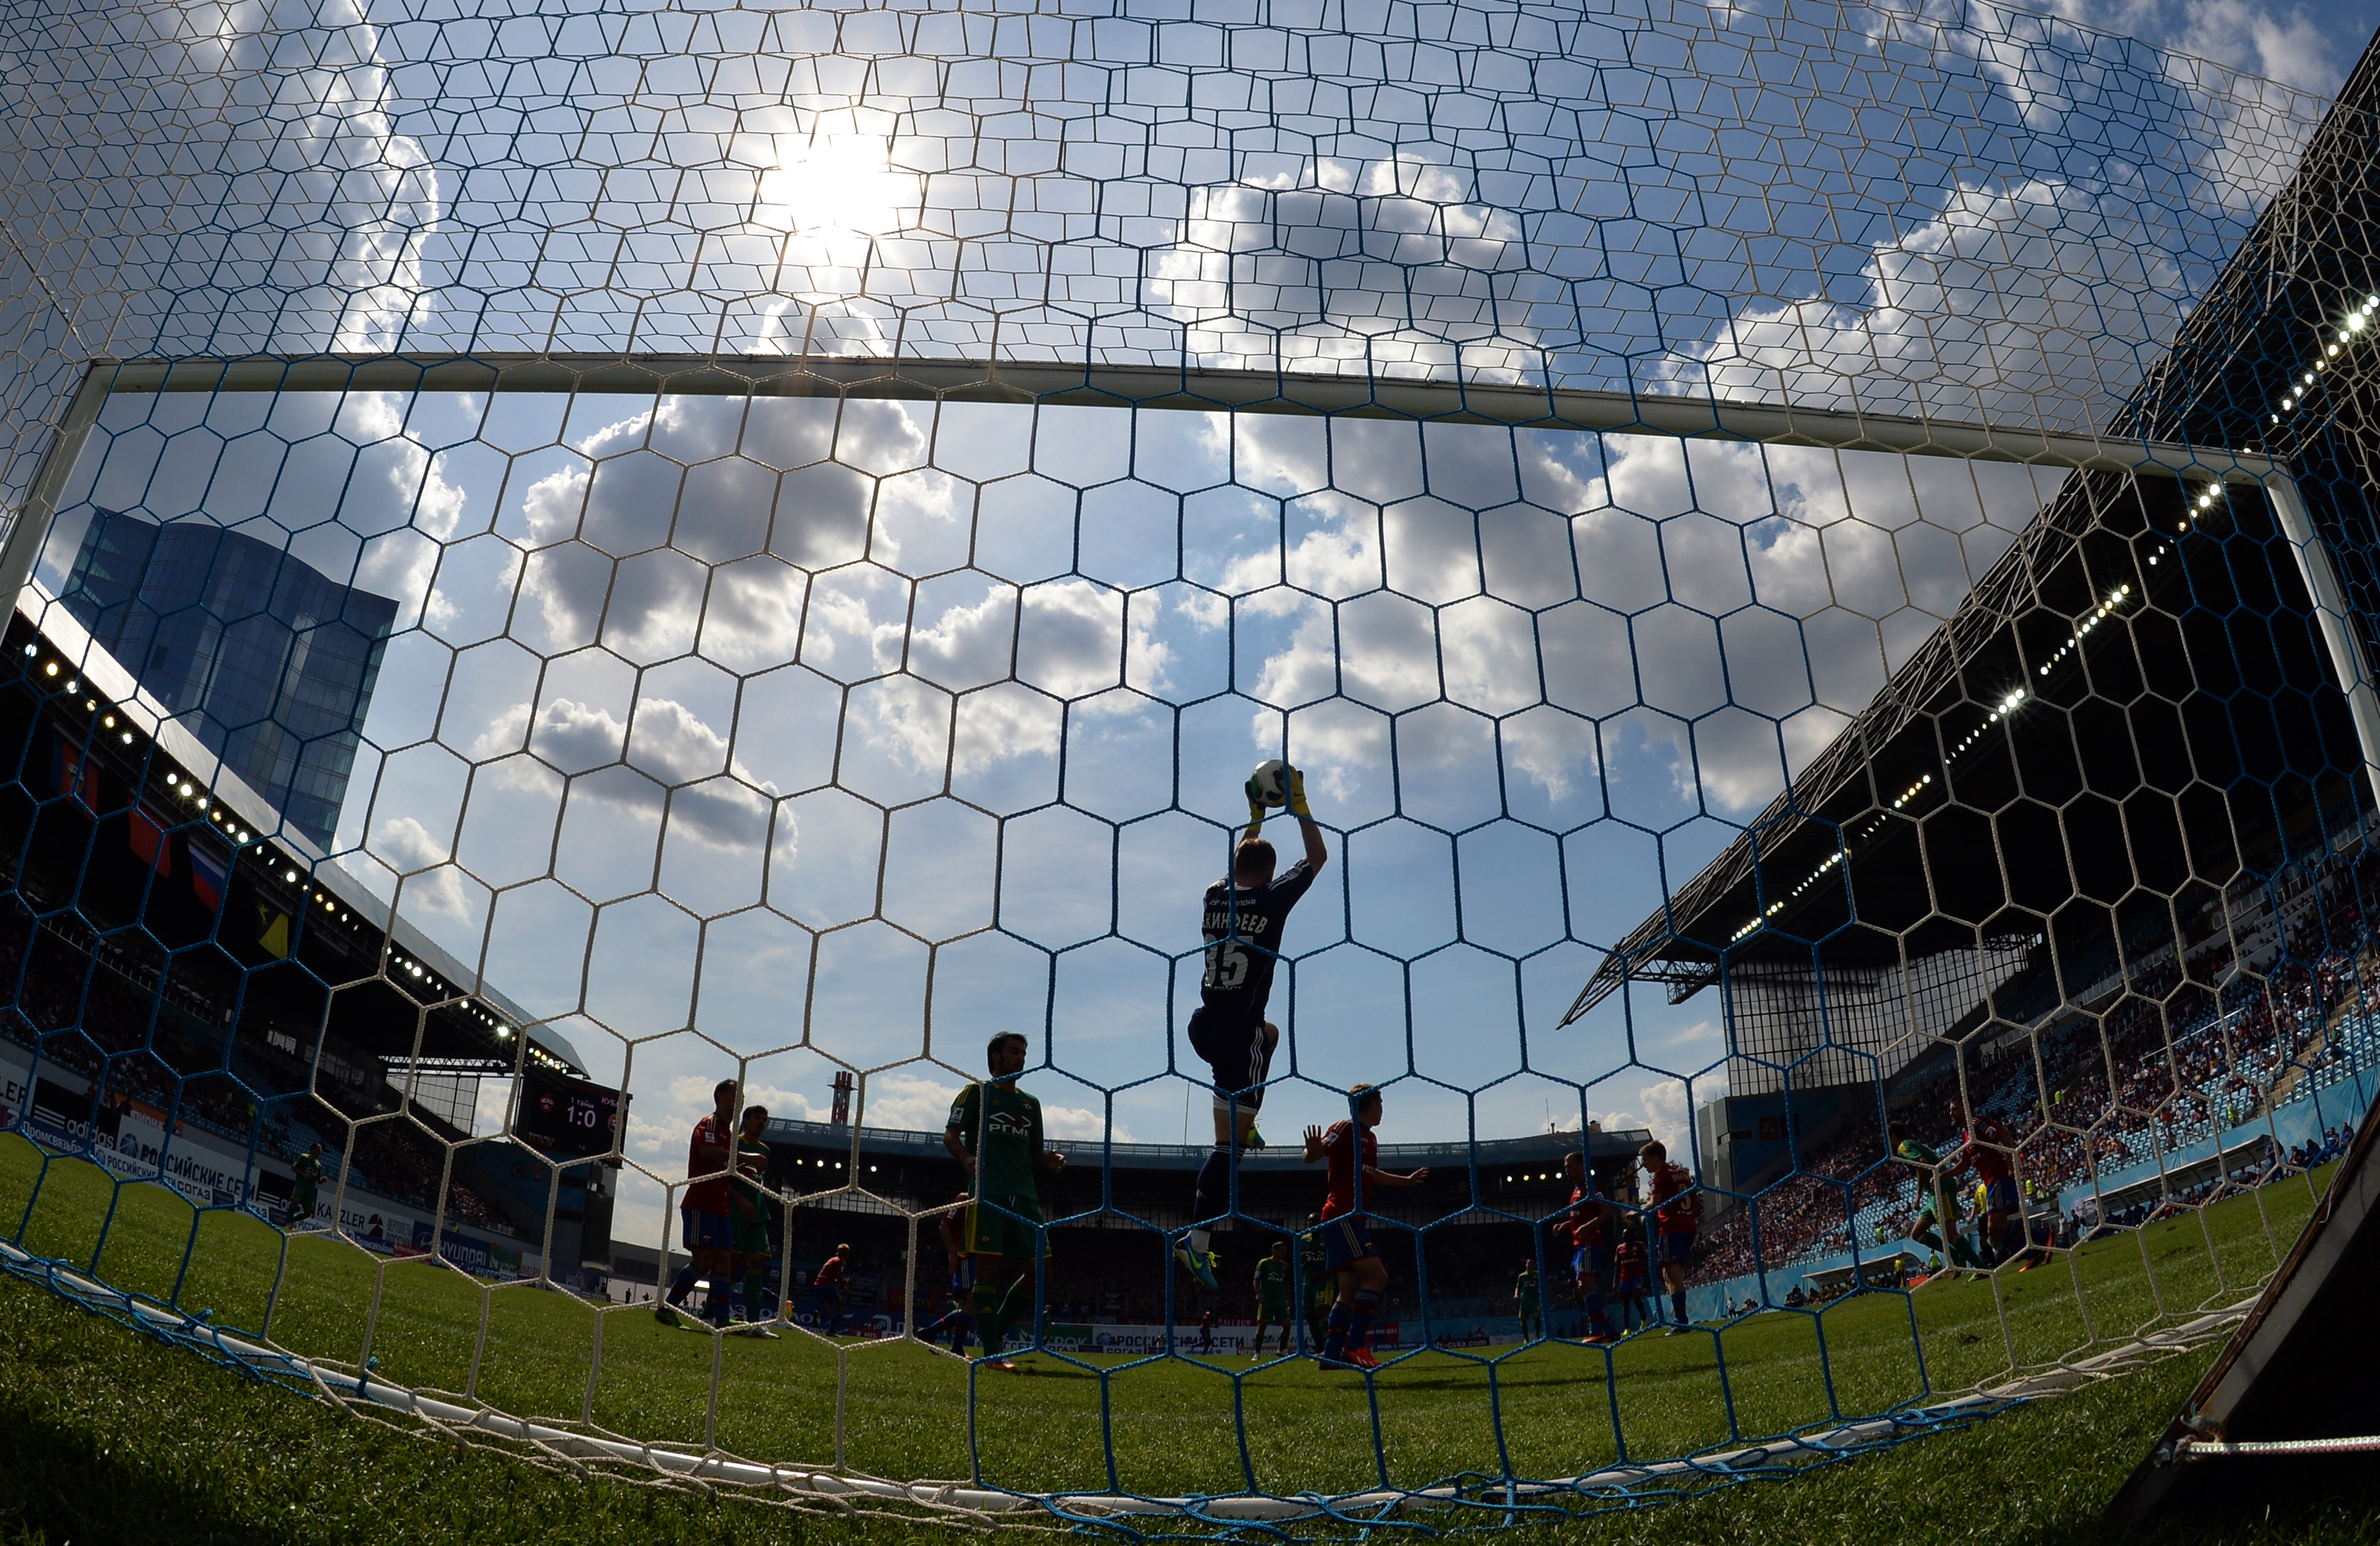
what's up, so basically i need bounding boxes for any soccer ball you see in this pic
[1246,759,1291,809]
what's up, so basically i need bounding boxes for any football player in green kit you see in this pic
[944,1031,1069,1371]
[1251,1239,1295,1358]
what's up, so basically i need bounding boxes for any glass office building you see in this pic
[57,507,396,848]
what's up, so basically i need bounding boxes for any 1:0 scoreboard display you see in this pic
[513,1071,624,1159]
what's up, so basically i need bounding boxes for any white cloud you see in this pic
[953,682,1063,775]
[372,814,474,918]
[2045,0,2343,93]
[1684,178,2190,431]
[1017,579,1129,699]
[530,696,628,773]
[846,674,955,776]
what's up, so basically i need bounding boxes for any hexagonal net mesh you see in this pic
[0,0,2372,1535]
[0,359,2354,1532]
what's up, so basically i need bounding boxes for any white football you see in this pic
[1246,759,1291,808]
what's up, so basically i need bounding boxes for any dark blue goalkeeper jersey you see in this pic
[1197,860,1319,1022]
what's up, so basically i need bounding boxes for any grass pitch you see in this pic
[3,1133,2376,1544]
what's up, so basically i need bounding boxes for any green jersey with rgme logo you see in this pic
[947,1079,1046,1199]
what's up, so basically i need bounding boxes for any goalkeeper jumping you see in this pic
[1178,760,1328,1290]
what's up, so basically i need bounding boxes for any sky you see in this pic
[2050,0,2375,94]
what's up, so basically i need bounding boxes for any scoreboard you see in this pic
[513,1070,624,1159]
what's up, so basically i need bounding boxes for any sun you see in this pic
[762,137,911,236]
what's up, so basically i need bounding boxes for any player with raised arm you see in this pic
[1889,1119,1983,1270]
[1251,1239,1295,1358]
[659,1079,741,1330]
[944,1031,1068,1372]
[1302,1083,1429,1371]
[1561,1149,1617,1343]
[729,1105,780,1337]
[1179,760,1329,1290]
[1639,1140,1699,1334]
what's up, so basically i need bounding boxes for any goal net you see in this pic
[0,0,2373,1533]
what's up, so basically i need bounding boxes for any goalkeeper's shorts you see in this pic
[1187,1005,1272,1113]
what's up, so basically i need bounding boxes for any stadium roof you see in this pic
[1565,58,2380,1026]
[15,596,584,1077]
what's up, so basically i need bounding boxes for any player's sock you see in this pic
[744,1268,767,1319]
[971,1282,1002,1354]
[1346,1287,1381,1352]
[1321,1303,1353,1360]
[665,1264,697,1307]
[708,1280,734,1326]
[1191,1146,1231,1231]
[1669,1290,1687,1325]
[993,1275,1034,1351]
[1582,1290,1608,1337]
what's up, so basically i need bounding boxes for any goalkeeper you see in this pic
[1888,1120,1983,1270]
[1180,762,1327,1289]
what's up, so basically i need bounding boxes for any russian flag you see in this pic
[188,843,226,912]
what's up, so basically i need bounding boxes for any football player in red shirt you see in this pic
[1612,1230,1650,1333]
[658,1079,740,1330]
[1301,1083,1429,1370]
[1560,1149,1618,1342]
[814,1243,853,1335]
[1639,1140,1699,1333]
[1963,1113,2021,1265]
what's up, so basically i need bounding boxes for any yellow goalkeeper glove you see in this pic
[1287,765,1312,820]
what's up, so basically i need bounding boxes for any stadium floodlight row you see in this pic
[0,0,2377,1530]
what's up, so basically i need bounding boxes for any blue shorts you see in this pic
[1983,1177,2020,1214]
[815,1284,843,1309]
[1317,1213,1376,1272]
[950,1260,976,1296]
[1570,1244,1608,1281]
[1187,1005,1272,1113]
[681,1208,734,1252]
[1658,1230,1698,1267]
